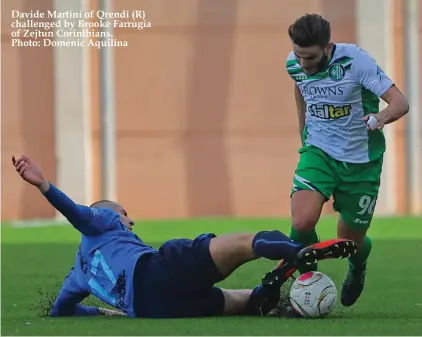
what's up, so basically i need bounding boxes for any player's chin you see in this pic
[303,68,317,75]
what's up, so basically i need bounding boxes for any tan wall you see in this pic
[1,0,414,220]
[419,2,422,212]
[1,0,56,220]
[108,0,357,219]
[392,0,407,213]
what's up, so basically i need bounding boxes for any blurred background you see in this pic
[1,0,421,222]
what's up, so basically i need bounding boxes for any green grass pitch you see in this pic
[2,216,422,335]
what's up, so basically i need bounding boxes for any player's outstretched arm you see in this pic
[50,271,99,317]
[51,298,101,317]
[51,270,126,317]
[51,286,126,317]
[12,155,101,236]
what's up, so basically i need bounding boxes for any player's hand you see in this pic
[12,155,50,192]
[99,308,127,316]
[363,113,386,131]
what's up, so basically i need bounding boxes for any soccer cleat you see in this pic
[340,265,367,307]
[264,263,303,319]
[295,239,358,268]
[262,259,297,288]
[247,260,295,316]
[256,259,297,316]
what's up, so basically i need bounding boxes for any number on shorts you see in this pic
[357,195,376,215]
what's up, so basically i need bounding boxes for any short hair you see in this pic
[89,199,115,208]
[288,14,331,47]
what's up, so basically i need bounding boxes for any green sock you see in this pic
[290,227,319,274]
[348,236,372,272]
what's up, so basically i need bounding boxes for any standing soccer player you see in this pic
[285,14,409,306]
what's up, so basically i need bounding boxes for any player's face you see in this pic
[293,43,333,74]
[111,203,135,231]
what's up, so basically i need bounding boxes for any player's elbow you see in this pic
[50,307,62,317]
[402,99,410,116]
[50,308,61,317]
[389,96,409,121]
[50,307,65,317]
[394,92,409,116]
[50,303,75,317]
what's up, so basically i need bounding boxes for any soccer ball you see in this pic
[289,271,337,318]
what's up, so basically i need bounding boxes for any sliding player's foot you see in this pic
[246,260,295,316]
[295,239,358,267]
[262,259,297,288]
[258,259,297,316]
[341,264,367,307]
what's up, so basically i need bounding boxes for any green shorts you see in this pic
[291,145,383,230]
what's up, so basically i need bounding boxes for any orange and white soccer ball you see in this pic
[290,271,337,318]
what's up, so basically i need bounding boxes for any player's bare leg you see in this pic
[208,233,257,277]
[213,288,282,316]
[290,190,326,273]
[208,231,305,278]
[208,231,306,315]
[337,217,371,306]
[220,289,253,315]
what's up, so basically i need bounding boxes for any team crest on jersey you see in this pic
[328,64,345,81]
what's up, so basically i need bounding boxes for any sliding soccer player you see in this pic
[13,154,357,318]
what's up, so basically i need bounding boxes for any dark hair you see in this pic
[89,199,115,208]
[288,14,331,47]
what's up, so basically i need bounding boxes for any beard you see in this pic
[316,53,329,72]
[305,53,329,75]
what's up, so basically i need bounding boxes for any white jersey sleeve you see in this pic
[351,47,394,97]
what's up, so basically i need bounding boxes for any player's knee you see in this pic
[219,233,255,253]
[231,233,256,256]
[209,233,256,277]
[292,216,318,232]
[291,190,324,232]
[238,233,255,248]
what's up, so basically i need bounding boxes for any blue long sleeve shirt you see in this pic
[45,183,158,318]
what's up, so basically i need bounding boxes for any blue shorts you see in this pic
[133,233,225,318]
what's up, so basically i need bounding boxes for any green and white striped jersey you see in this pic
[286,43,394,163]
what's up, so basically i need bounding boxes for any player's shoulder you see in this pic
[334,43,374,61]
[285,51,304,81]
[335,43,360,52]
[334,43,379,77]
[286,50,296,61]
[333,43,359,58]
[286,51,299,68]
